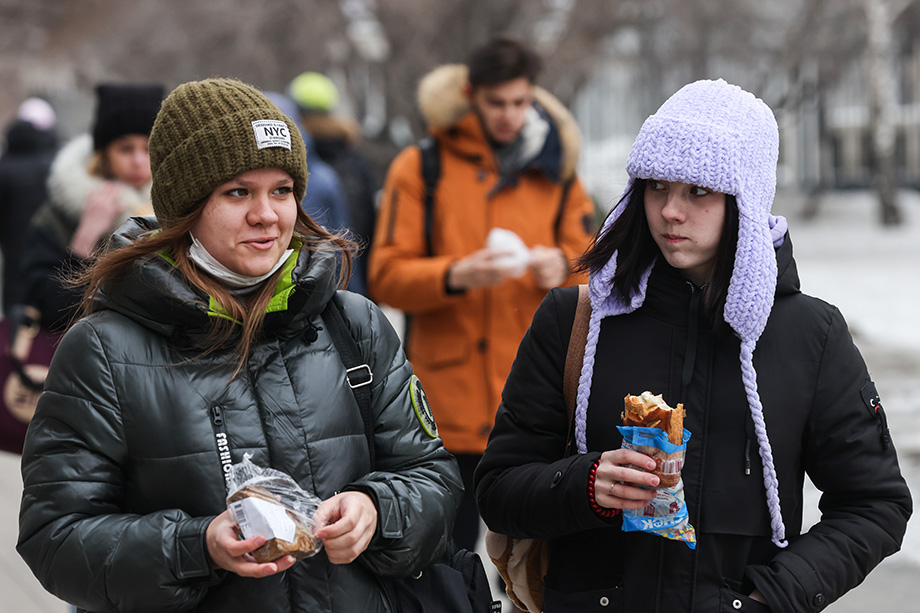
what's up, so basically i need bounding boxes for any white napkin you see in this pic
[487,228,531,278]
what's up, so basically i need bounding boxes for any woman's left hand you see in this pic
[313,491,378,564]
[529,245,569,289]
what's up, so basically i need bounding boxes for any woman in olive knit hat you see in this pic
[17,78,463,612]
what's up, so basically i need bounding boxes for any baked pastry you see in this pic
[227,484,319,562]
[622,391,684,445]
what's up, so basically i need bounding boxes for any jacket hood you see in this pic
[93,217,340,345]
[417,64,582,181]
[46,134,152,223]
[774,232,800,297]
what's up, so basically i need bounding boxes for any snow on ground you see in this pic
[776,188,920,567]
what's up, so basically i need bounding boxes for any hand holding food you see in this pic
[618,391,696,548]
[622,392,686,487]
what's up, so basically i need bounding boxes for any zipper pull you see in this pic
[210,405,224,427]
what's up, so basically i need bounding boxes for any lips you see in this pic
[662,233,686,243]
[243,237,277,250]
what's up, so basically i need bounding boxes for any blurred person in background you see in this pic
[0,97,59,314]
[288,71,378,290]
[266,91,365,295]
[368,35,595,553]
[17,77,461,613]
[18,83,163,332]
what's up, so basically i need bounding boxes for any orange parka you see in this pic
[368,65,595,454]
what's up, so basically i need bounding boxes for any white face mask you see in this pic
[188,233,293,289]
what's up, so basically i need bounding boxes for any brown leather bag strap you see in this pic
[562,284,591,456]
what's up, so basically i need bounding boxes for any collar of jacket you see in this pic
[417,63,582,181]
[93,216,339,345]
[640,235,800,328]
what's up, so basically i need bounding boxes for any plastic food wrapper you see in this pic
[225,454,323,562]
[486,227,531,278]
[617,426,697,549]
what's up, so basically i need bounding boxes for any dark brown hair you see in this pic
[72,205,355,377]
[576,179,739,322]
[467,35,543,88]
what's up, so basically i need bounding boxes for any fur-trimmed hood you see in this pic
[46,134,153,223]
[417,64,582,181]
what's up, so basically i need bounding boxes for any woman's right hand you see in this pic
[593,449,661,511]
[205,509,298,578]
[69,182,126,258]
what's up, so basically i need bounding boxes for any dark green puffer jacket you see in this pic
[18,217,463,613]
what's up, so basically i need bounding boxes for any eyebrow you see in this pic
[226,177,295,188]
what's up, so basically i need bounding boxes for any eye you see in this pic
[274,185,294,196]
[225,187,247,198]
[690,185,712,197]
[648,180,665,190]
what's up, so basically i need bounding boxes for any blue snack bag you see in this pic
[617,425,696,549]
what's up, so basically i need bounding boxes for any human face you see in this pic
[644,179,727,286]
[104,134,151,188]
[469,77,534,145]
[191,168,298,277]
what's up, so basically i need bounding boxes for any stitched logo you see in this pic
[409,375,438,438]
[251,119,291,150]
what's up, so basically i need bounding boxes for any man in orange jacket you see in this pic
[368,36,595,552]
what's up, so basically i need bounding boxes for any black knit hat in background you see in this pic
[92,83,165,151]
[149,78,308,227]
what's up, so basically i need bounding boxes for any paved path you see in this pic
[1,451,69,613]
[2,446,916,612]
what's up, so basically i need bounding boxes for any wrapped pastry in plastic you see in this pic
[225,454,323,563]
[617,425,696,549]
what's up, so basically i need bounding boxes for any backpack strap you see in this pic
[563,284,591,457]
[322,297,376,467]
[418,137,441,256]
[552,177,575,245]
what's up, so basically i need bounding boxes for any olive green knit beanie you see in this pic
[149,78,308,227]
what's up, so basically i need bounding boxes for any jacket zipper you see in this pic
[209,405,233,493]
[683,282,704,612]
[680,282,702,396]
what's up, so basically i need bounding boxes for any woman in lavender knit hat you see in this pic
[476,79,911,612]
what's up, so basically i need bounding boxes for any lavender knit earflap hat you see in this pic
[574,79,790,547]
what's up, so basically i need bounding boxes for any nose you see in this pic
[133,149,150,169]
[247,193,280,225]
[661,191,686,222]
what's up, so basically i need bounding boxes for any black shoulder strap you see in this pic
[418,137,441,256]
[552,176,575,245]
[322,298,376,467]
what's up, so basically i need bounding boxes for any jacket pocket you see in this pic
[542,584,623,612]
[720,585,772,612]
[409,321,470,368]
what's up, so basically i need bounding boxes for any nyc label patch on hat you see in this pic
[251,119,291,150]
[409,375,438,438]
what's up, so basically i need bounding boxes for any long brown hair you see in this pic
[73,204,355,376]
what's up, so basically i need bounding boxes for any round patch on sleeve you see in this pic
[409,375,438,438]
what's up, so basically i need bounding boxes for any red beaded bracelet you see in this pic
[588,459,620,518]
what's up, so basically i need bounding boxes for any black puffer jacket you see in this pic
[18,217,463,613]
[476,235,911,612]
